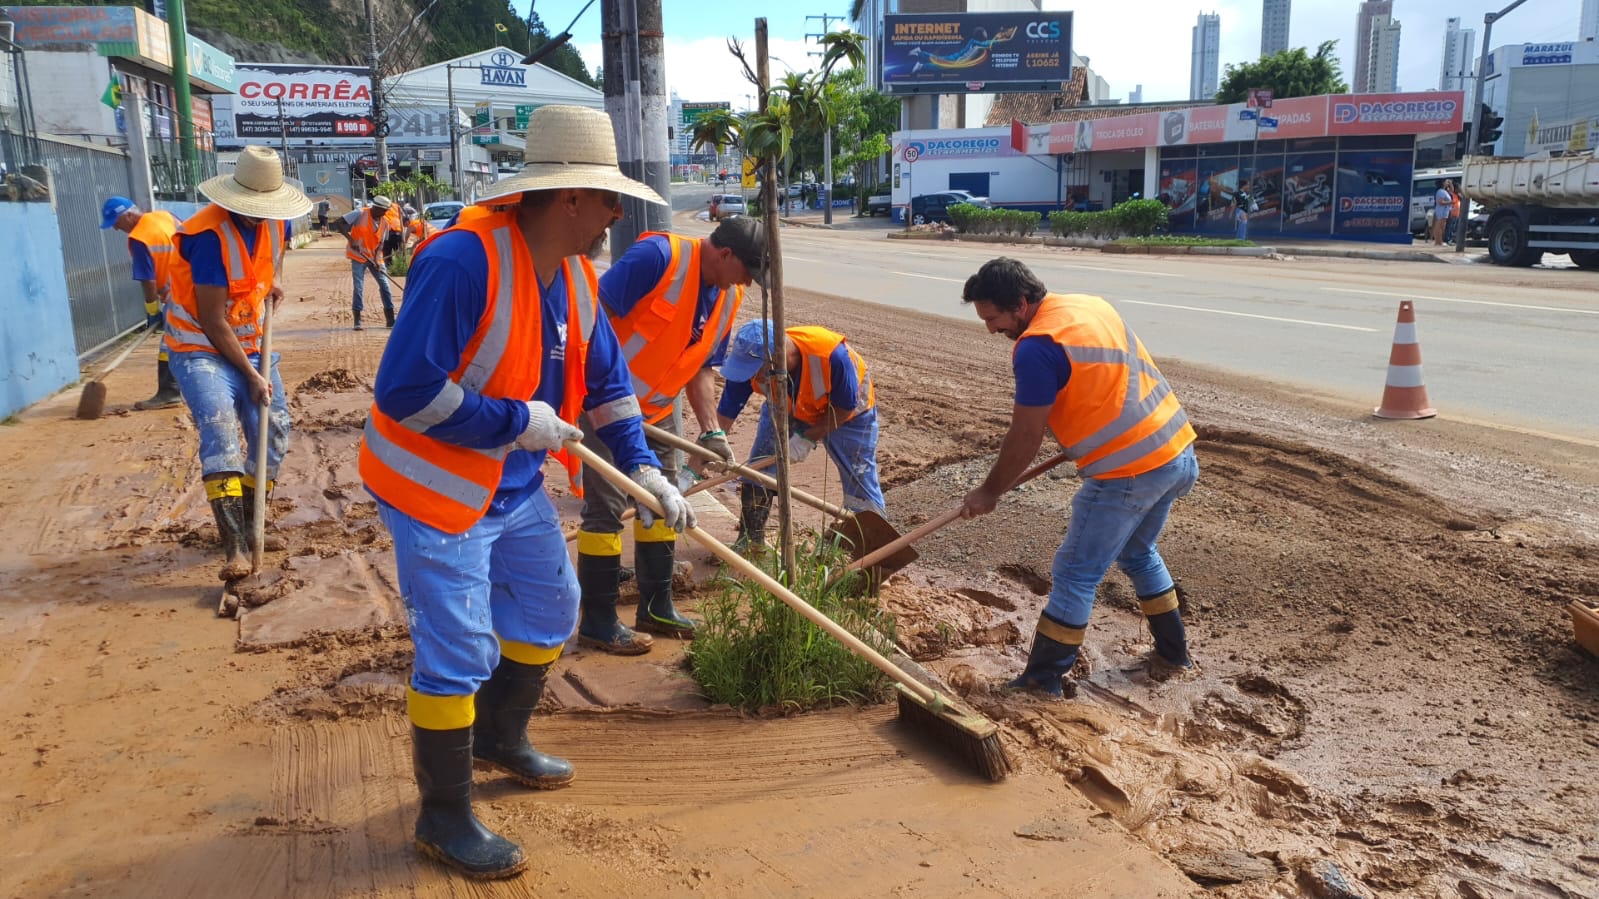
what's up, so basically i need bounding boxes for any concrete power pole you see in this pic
[602,0,671,261]
[364,0,390,183]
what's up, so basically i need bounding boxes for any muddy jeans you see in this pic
[168,349,290,479]
[747,404,884,514]
[351,259,394,316]
[578,401,681,534]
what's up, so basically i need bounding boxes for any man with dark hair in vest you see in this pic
[102,196,183,410]
[163,148,308,583]
[358,105,692,880]
[573,215,765,654]
[959,257,1199,695]
[335,193,398,329]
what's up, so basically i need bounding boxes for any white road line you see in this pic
[890,271,965,282]
[1047,262,1182,278]
[1322,287,1599,316]
[784,254,824,263]
[1120,298,1380,332]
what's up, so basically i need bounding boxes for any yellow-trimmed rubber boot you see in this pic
[472,646,574,789]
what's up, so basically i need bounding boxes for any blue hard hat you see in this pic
[720,319,775,384]
[101,196,135,229]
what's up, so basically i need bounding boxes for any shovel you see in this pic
[643,423,913,575]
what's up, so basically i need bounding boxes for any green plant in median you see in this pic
[687,536,897,712]
[947,204,1042,237]
[386,246,412,277]
[1049,198,1170,239]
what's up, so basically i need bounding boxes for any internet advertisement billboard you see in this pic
[883,12,1072,94]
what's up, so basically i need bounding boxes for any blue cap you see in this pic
[720,319,776,384]
[100,196,135,229]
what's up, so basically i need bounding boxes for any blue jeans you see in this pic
[1045,445,1198,628]
[748,405,885,514]
[378,488,579,698]
[1235,216,1249,240]
[168,349,290,479]
[351,259,394,315]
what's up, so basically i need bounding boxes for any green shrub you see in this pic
[947,204,1042,236]
[687,536,897,712]
[386,246,412,277]
[1049,198,1170,239]
[1113,199,1170,237]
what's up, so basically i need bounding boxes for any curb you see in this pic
[881,229,1455,263]
[1276,246,1449,263]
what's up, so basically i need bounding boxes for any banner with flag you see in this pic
[100,78,123,109]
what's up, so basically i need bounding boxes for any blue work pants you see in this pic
[748,405,885,514]
[351,259,394,316]
[168,348,290,479]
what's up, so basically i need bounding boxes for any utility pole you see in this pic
[602,0,670,260]
[1456,0,1528,254]
[806,14,842,225]
[165,0,198,200]
[364,0,389,183]
[446,64,462,198]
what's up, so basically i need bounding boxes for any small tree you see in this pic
[1215,41,1349,104]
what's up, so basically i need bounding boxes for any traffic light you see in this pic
[1477,103,1504,155]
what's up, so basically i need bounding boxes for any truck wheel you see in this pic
[1569,250,1599,270]
[1487,215,1542,267]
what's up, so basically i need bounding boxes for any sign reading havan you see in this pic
[480,50,527,87]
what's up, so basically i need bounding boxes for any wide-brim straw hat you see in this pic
[477,105,665,206]
[200,146,313,220]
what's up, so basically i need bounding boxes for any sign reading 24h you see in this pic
[480,51,526,87]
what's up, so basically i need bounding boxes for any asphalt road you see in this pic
[762,227,1599,444]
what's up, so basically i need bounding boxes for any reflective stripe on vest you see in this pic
[163,205,281,356]
[781,326,875,425]
[128,210,178,293]
[346,208,387,261]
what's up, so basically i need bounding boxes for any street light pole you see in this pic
[1456,0,1529,253]
[364,0,389,183]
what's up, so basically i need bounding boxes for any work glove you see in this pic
[146,311,163,332]
[788,432,817,463]
[631,464,696,532]
[691,429,736,476]
[515,400,582,453]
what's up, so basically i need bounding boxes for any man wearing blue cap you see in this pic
[716,320,884,551]
[102,196,184,410]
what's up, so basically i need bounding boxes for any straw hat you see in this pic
[477,105,665,206]
[199,146,312,220]
[371,195,393,210]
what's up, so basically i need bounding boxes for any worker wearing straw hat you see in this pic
[164,146,310,584]
[359,104,692,880]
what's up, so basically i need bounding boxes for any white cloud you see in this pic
[577,35,840,109]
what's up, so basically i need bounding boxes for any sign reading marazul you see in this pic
[480,50,527,87]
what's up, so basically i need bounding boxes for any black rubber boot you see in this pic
[731,483,772,554]
[208,493,251,582]
[412,725,527,879]
[133,360,183,411]
[353,310,363,331]
[384,306,397,328]
[472,658,574,789]
[1139,589,1192,669]
[634,539,696,638]
[1008,613,1085,698]
[575,550,653,655]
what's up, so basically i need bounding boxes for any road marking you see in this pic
[784,254,824,263]
[1120,298,1380,332]
[1047,262,1182,278]
[1322,287,1599,316]
[891,271,964,282]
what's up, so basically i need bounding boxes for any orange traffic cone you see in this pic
[1374,300,1436,420]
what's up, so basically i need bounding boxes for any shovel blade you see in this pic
[826,510,918,580]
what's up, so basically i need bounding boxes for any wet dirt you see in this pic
[1,237,1596,897]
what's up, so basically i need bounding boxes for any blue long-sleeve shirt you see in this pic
[371,230,657,516]
[718,342,859,425]
[597,234,732,368]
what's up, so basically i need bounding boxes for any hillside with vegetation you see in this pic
[8,0,598,84]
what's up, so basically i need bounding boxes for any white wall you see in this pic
[29,50,119,138]
[890,127,1059,207]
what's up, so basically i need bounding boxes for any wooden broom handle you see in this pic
[564,456,774,541]
[846,452,1072,572]
[565,440,937,704]
[644,422,851,519]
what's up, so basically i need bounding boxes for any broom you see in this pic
[566,440,1011,782]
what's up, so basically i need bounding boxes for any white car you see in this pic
[423,201,464,230]
[709,194,747,220]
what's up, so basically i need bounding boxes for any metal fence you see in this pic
[0,32,40,173]
[142,98,219,202]
[34,134,144,356]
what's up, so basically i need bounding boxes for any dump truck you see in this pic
[1462,154,1599,268]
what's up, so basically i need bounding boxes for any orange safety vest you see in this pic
[610,232,743,424]
[408,217,434,242]
[357,208,601,534]
[1450,194,1461,217]
[128,210,179,294]
[1020,293,1194,480]
[164,204,283,356]
[346,207,393,262]
[751,326,875,426]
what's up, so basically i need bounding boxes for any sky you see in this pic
[512,0,1589,106]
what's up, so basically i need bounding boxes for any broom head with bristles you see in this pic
[895,684,1011,781]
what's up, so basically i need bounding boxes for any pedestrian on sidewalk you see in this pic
[574,215,765,655]
[715,318,884,552]
[315,197,330,236]
[1445,182,1462,244]
[333,193,397,329]
[101,196,183,410]
[1431,180,1453,245]
[959,257,1199,696]
[358,105,691,881]
[1231,179,1252,241]
[163,146,308,583]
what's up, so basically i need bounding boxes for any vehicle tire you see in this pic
[1487,215,1542,267]
[1570,249,1599,270]
[913,213,926,225]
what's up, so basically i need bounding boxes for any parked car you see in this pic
[909,190,991,224]
[866,193,892,216]
[423,201,464,230]
[709,194,747,220]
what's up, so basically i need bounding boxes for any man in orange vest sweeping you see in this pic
[335,193,398,329]
[958,257,1199,695]
[164,147,309,583]
[573,215,765,654]
[716,318,884,552]
[359,105,692,880]
[102,196,184,410]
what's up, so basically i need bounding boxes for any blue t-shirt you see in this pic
[129,239,156,283]
[598,234,732,368]
[718,342,859,424]
[371,229,656,515]
[177,214,291,287]
[1012,336,1071,407]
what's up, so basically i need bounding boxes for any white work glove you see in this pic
[788,432,817,463]
[515,400,582,453]
[691,429,737,476]
[631,464,696,532]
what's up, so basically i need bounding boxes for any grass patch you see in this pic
[687,536,898,712]
[386,247,413,277]
[1112,236,1257,247]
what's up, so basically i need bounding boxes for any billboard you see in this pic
[681,101,731,125]
[883,12,1072,94]
[210,63,373,146]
